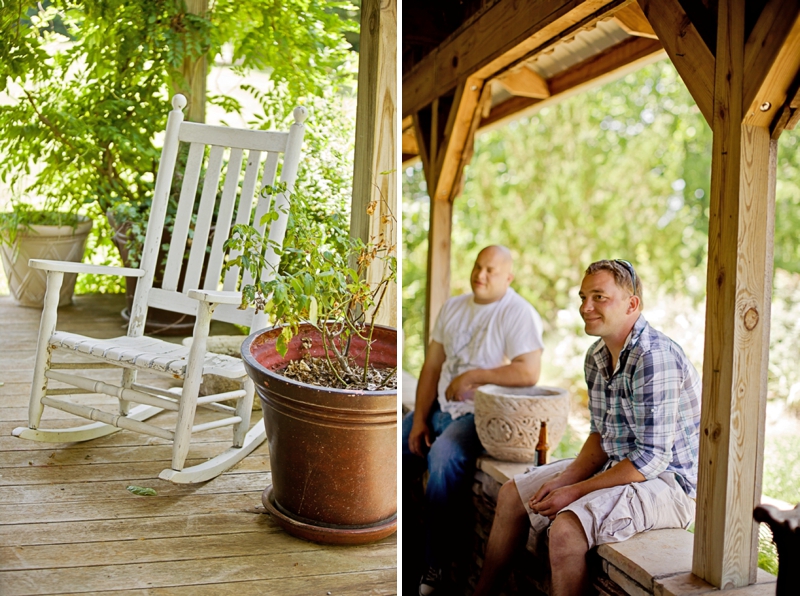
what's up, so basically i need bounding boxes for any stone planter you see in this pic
[0,217,93,308]
[241,323,397,545]
[474,384,570,463]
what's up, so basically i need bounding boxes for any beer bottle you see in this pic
[536,421,549,465]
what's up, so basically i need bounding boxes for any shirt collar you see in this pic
[591,313,648,357]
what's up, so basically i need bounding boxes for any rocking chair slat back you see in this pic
[182,144,225,292]
[161,142,205,293]
[130,97,307,335]
[204,147,244,290]
[179,121,289,152]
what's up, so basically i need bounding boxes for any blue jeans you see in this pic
[402,403,484,569]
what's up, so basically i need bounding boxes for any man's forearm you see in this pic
[569,458,646,500]
[557,432,610,486]
[462,360,539,388]
[413,365,440,422]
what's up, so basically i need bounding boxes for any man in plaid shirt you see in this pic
[474,260,701,596]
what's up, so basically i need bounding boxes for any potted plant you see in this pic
[0,202,93,307]
[227,184,398,545]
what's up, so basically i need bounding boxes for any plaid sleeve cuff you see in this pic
[626,448,671,480]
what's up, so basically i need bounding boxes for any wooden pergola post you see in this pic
[351,0,398,327]
[640,0,800,588]
[413,79,489,344]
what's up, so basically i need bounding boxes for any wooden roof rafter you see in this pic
[402,0,635,119]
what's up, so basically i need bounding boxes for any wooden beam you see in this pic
[402,115,419,162]
[424,199,452,347]
[402,0,624,117]
[431,78,485,202]
[349,0,397,327]
[613,2,657,38]
[693,1,776,589]
[481,35,664,129]
[743,0,800,126]
[496,65,551,98]
[549,35,662,95]
[412,111,432,187]
[638,0,715,124]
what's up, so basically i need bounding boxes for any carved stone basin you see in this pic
[474,384,570,463]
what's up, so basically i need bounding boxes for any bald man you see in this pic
[404,246,545,596]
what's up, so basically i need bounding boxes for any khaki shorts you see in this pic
[514,459,695,550]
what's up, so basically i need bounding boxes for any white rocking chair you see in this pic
[12,95,307,483]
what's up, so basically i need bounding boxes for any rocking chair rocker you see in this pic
[12,95,307,483]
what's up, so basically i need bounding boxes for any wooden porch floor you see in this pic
[0,294,397,595]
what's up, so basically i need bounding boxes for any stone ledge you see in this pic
[599,532,776,596]
[475,456,779,596]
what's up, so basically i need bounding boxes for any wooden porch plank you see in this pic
[0,293,395,593]
[0,512,269,547]
[0,453,270,485]
[74,568,396,596]
[0,471,273,504]
[0,441,265,470]
[0,541,396,595]
[2,528,384,571]
[0,492,263,525]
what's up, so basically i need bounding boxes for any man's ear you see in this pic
[628,295,641,314]
[508,272,515,284]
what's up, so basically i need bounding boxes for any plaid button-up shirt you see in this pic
[585,315,701,497]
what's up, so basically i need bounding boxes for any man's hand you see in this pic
[445,370,480,402]
[408,417,434,457]
[529,483,582,520]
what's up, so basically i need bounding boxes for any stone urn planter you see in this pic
[0,217,93,307]
[474,384,570,463]
[241,323,397,545]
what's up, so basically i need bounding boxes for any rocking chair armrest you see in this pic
[187,289,243,306]
[28,259,145,277]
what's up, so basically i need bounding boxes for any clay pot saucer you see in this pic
[262,486,397,545]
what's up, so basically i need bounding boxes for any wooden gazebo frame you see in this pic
[402,0,800,589]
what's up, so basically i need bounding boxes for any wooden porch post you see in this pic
[691,0,794,587]
[350,0,397,327]
[414,79,489,345]
[640,0,800,587]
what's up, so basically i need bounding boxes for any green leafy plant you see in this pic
[224,182,396,389]
[0,0,357,290]
[0,201,83,248]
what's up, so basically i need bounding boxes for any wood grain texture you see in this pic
[693,1,776,588]
[0,294,396,594]
[613,2,657,38]
[743,1,800,126]
[496,65,551,98]
[402,0,622,116]
[481,36,664,130]
[637,0,715,124]
[350,0,397,328]
[424,199,453,346]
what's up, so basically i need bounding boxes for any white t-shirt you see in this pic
[431,288,545,419]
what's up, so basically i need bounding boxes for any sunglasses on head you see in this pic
[614,259,638,296]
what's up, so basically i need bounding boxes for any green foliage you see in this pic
[0,0,357,293]
[126,485,157,496]
[0,201,82,246]
[224,182,396,387]
[403,60,800,385]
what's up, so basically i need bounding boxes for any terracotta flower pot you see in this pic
[241,323,397,545]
